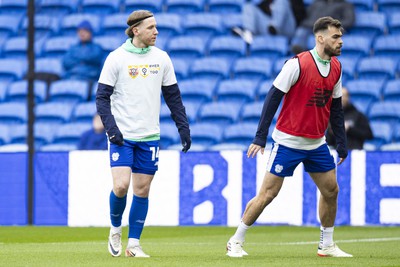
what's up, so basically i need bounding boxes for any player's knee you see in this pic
[113,184,128,197]
[324,183,339,200]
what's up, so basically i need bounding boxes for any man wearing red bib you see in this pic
[227,16,352,258]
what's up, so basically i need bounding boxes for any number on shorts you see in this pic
[150,147,159,161]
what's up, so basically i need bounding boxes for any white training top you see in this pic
[98,46,177,140]
[271,50,342,150]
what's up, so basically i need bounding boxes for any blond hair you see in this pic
[125,10,154,38]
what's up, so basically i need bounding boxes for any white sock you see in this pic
[319,226,334,248]
[110,226,122,235]
[232,221,251,242]
[128,238,140,248]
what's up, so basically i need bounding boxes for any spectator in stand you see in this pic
[291,0,355,54]
[62,20,104,82]
[78,114,108,150]
[232,0,306,44]
[326,87,373,149]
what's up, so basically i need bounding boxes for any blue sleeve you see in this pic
[253,85,285,147]
[161,83,190,135]
[329,97,348,158]
[95,83,119,133]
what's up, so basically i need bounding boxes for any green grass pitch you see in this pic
[1,226,399,266]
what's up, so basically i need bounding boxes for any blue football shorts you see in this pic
[109,140,159,175]
[266,142,336,177]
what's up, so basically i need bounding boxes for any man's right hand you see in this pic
[108,128,124,146]
[247,143,264,158]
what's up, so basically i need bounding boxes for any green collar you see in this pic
[122,38,151,54]
[312,47,330,65]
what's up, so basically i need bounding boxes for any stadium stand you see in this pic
[123,0,165,13]
[0,0,399,151]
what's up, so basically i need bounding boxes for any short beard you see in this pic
[324,46,341,57]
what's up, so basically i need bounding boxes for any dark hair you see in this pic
[125,10,154,38]
[313,16,343,34]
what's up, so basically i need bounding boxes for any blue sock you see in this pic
[109,190,127,227]
[128,195,149,239]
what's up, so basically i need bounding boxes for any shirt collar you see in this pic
[122,38,151,54]
[312,47,331,65]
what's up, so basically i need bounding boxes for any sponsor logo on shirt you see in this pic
[306,88,332,107]
[128,64,160,79]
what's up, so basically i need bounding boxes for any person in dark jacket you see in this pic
[62,20,104,82]
[291,0,355,54]
[232,0,306,44]
[326,87,373,149]
[78,114,108,150]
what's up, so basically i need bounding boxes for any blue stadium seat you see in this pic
[383,80,400,101]
[170,58,189,81]
[222,122,258,144]
[154,13,182,38]
[35,102,75,125]
[178,78,218,104]
[198,101,243,125]
[394,123,400,142]
[189,57,231,80]
[165,0,205,14]
[340,34,372,60]
[0,0,27,14]
[102,13,130,40]
[357,57,397,81]
[365,121,393,149]
[123,0,164,13]
[339,56,358,83]
[250,35,288,61]
[183,13,223,39]
[257,79,274,100]
[221,13,242,32]
[42,36,77,58]
[21,14,60,39]
[52,122,92,145]
[73,101,96,123]
[0,58,27,83]
[0,14,23,40]
[373,35,400,60]
[0,124,10,145]
[80,0,120,15]
[273,57,289,76]
[377,0,400,17]
[347,0,374,11]
[189,122,224,146]
[167,36,207,61]
[388,12,400,34]
[93,35,122,54]
[380,142,400,151]
[160,104,173,123]
[34,123,57,147]
[216,79,259,104]
[369,101,400,124]
[60,14,101,36]
[208,36,247,61]
[35,57,63,82]
[38,0,80,16]
[352,99,374,115]
[232,57,273,81]
[240,101,263,123]
[7,124,26,145]
[2,37,28,58]
[48,79,89,103]
[345,79,384,103]
[160,122,179,148]
[349,12,387,38]
[208,0,244,14]
[0,102,27,124]
[7,80,47,103]
[0,81,9,102]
